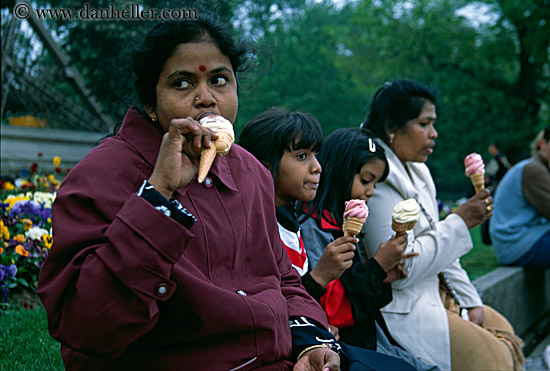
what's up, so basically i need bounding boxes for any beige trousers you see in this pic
[447,305,523,370]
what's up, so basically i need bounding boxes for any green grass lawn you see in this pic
[0,226,499,368]
[0,304,63,370]
[461,225,499,280]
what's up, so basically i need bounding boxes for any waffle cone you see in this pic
[197,130,234,183]
[392,220,417,237]
[470,172,485,193]
[342,217,364,237]
[198,145,217,183]
[214,130,234,156]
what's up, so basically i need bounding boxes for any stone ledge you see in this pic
[473,266,550,337]
[1,125,105,176]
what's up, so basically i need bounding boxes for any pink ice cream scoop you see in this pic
[343,199,369,223]
[342,199,368,237]
[464,153,485,176]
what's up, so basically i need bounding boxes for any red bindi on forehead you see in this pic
[198,65,206,72]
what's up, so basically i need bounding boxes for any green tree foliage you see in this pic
[340,0,548,196]
[237,1,366,134]
[491,0,550,121]
[2,0,548,197]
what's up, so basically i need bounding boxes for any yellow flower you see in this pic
[15,244,29,257]
[53,156,61,167]
[0,221,9,240]
[42,234,53,249]
[3,195,30,211]
[48,174,55,182]
[21,219,33,231]
[15,234,26,243]
[3,182,15,191]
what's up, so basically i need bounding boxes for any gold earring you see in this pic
[389,133,395,144]
[149,112,158,122]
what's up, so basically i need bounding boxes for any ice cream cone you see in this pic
[198,145,217,183]
[392,220,417,237]
[343,217,364,237]
[197,128,235,183]
[470,172,485,193]
[391,198,420,237]
[464,153,485,193]
[214,130,233,156]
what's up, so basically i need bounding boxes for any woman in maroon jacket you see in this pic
[37,10,340,371]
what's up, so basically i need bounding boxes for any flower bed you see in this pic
[1,156,66,308]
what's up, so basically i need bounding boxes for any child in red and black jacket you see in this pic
[239,107,426,370]
[300,127,416,350]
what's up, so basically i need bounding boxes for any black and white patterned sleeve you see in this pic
[289,316,341,361]
[137,180,196,229]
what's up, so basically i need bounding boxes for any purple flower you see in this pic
[9,200,40,219]
[39,248,49,268]
[8,264,17,278]
[8,200,51,225]
[0,264,16,282]
[7,239,20,249]
[37,207,52,226]
[25,240,41,258]
[1,215,18,228]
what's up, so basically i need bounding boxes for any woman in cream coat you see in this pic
[359,80,524,370]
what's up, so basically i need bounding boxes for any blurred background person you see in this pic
[490,126,550,268]
[480,141,511,244]
[486,141,511,193]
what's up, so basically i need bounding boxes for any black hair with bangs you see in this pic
[304,128,389,226]
[238,107,323,184]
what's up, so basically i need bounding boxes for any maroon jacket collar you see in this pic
[118,107,237,192]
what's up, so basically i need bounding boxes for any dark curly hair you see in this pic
[132,10,252,110]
